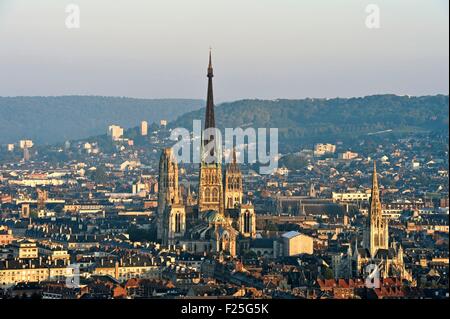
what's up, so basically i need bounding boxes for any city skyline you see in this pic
[0,0,448,304]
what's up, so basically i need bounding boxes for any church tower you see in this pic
[157,148,185,244]
[224,148,243,209]
[198,51,224,214]
[363,160,389,257]
[157,148,179,215]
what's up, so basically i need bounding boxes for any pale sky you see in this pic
[0,0,448,101]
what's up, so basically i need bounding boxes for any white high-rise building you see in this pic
[108,125,124,141]
[141,121,148,136]
[19,140,33,149]
[314,143,336,156]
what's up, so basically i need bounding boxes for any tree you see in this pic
[323,268,335,280]
[243,250,258,260]
[89,165,108,184]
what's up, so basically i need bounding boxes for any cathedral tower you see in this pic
[157,148,185,243]
[363,160,389,257]
[224,147,243,209]
[198,51,224,214]
[157,148,179,213]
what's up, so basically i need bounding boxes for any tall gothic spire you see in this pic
[370,160,382,222]
[226,147,239,172]
[202,49,220,163]
[205,49,215,130]
[198,50,224,214]
[364,159,389,257]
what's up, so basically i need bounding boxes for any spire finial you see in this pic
[232,146,237,164]
[204,48,215,130]
[372,160,379,191]
[208,47,213,70]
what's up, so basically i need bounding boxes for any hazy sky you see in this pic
[0,0,448,101]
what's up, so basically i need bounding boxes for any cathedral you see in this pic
[156,52,256,256]
[333,161,413,282]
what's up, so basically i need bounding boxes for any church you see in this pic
[333,161,413,283]
[156,52,256,257]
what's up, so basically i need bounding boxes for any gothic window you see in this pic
[212,188,219,202]
[205,188,211,202]
[244,211,251,233]
[175,212,181,233]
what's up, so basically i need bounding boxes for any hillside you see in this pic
[0,96,203,144]
[170,95,449,150]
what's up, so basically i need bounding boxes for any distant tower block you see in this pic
[23,147,30,162]
[21,203,30,219]
[19,140,34,149]
[160,120,167,127]
[108,125,124,141]
[141,121,148,136]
